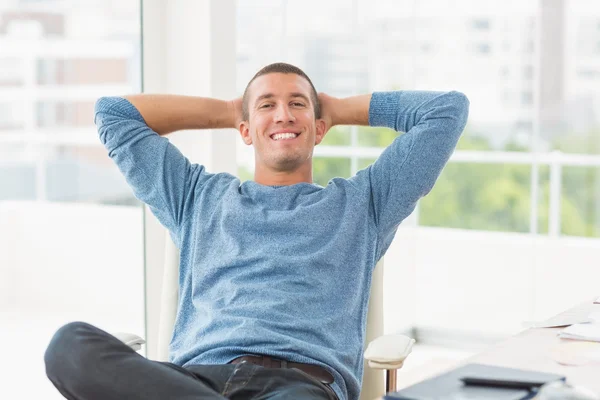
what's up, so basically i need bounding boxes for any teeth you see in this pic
[272,132,298,141]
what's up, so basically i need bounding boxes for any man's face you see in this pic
[239,73,326,173]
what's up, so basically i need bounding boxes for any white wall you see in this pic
[0,201,144,399]
[384,226,600,340]
[0,201,144,332]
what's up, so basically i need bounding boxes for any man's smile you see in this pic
[270,131,301,141]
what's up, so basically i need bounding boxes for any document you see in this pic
[526,302,600,328]
[559,323,600,342]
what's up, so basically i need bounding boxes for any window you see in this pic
[235,0,600,240]
[0,1,143,398]
[420,163,533,233]
[561,166,600,237]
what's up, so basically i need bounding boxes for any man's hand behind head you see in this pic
[230,97,244,130]
[317,92,339,134]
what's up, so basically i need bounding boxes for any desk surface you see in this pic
[463,300,600,393]
[380,300,600,400]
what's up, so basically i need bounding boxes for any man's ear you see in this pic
[314,119,327,145]
[239,121,252,145]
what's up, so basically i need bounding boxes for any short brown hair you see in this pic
[242,62,321,121]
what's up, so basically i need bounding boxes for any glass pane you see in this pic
[0,1,143,398]
[562,166,600,237]
[356,126,398,147]
[419,163,532,233]
[369,0,538,152]
[537,165,600,238]
[238,165,254,183]
[358,157,377,171]
[321,125,352,146]
[549,1,600,156]
[313,157,351,186]
[236,0,366,96]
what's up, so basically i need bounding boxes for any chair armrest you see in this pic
[112,332,146,352]
[364,334,415,370]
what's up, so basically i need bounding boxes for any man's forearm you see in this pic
[124,94,236,136]
[331,94,372,126]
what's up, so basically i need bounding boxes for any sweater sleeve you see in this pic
[94,96,212,245]
[353,90,470,260]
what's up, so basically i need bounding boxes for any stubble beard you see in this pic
[272,152,303,172]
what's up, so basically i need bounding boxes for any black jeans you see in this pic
[44,322,338,400]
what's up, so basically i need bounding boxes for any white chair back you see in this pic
[361,259,384,399]
[156,238,385,399]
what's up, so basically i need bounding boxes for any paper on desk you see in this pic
[524,303,600,328]
[524,311,592,328]
[559,323,600,342]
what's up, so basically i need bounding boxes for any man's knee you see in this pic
[44,321,100,379]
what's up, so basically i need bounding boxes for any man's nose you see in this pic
[274,105,295,123]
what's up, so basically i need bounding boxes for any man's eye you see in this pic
[292,102,305,107]
[260,104,272,108]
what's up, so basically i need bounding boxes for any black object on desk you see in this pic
[384,363,565,400]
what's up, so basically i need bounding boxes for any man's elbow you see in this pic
[94,95,121,115]
[94,96,112,125]
[440,91,469,135]
[448,91,470,126]
[94,97,124,144]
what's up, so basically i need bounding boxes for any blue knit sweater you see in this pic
[94,90,469,400]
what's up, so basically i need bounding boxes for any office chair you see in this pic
[116,238,414,400]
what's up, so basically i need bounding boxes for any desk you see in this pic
[468,300,600,393]
[382,300,600,399]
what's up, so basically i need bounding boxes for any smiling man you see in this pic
[239,69,329,186]
[44,63,469,400]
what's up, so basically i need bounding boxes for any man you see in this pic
[44,63,469,400]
